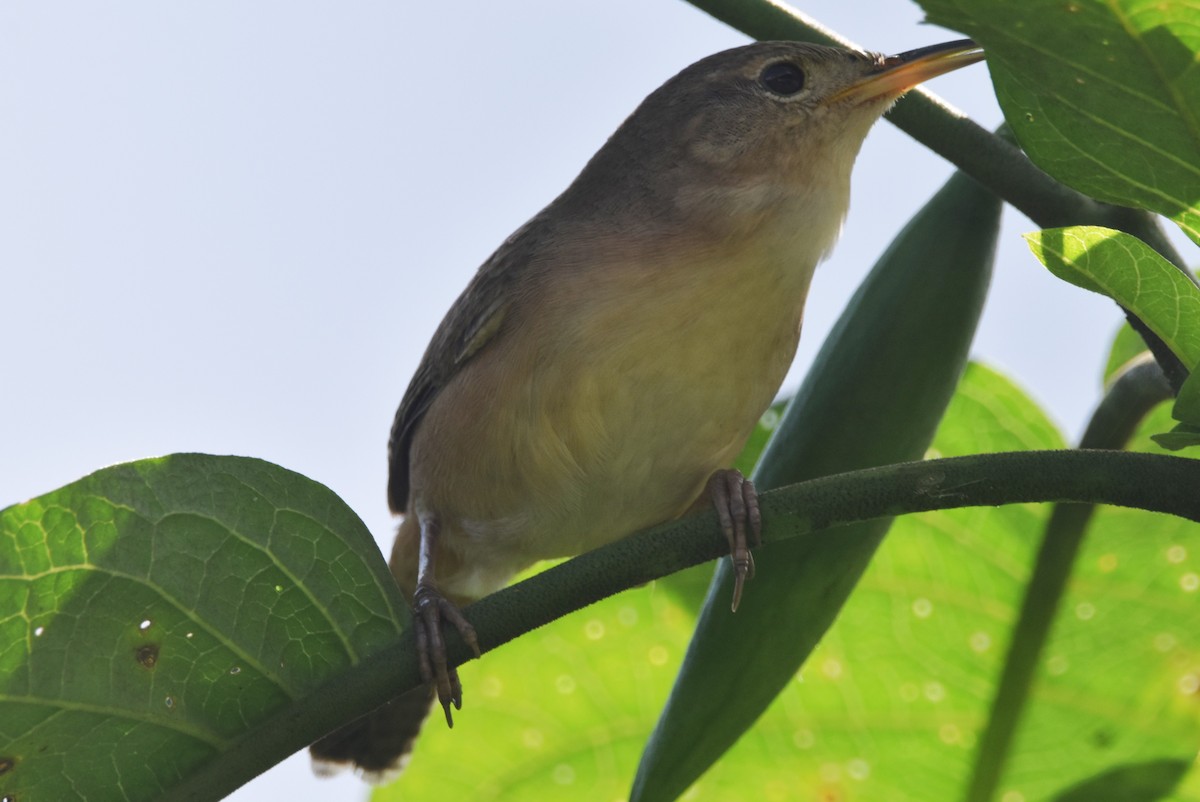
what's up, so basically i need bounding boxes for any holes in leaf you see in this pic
[136,644,160,669]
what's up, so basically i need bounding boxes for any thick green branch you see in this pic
[178,449,1200,801]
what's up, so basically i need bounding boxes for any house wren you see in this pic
[311,37,984,780]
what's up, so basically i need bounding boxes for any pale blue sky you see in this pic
[0,1,1148,799]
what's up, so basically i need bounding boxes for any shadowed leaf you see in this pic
[1052,758,1190,802]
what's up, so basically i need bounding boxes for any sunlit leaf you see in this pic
[370,583,696,802]
[0,454,405,802]
[670,363,1064,801]
[690,374,1200,801]
[1026,227,1200,371]
[919,0,1200,243]
[998,401,1200,799]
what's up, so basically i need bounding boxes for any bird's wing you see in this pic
[386,221,544,513]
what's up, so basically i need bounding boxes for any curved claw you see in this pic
[706,469,763,612]
[413,585,481,727]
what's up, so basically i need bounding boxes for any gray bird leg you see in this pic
[413,514,481,727]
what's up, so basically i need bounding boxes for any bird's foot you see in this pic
[706,468,762,612]
[412,584,481,727]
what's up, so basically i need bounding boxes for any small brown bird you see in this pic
[311,37,984,780]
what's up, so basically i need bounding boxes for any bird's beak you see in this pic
[830,39,985,104]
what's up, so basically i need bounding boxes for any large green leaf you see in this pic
[996,400,1200,801]
[919,0,1200,244]
[371,580,695,802]
[0,454,406,802]
[676,363,1064,802]
[681,373,1200,802]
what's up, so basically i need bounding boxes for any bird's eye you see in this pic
[759,62,806,96]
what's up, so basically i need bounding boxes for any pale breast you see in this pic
[407,185,842,598]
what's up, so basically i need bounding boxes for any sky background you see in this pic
[1,1,1177,799]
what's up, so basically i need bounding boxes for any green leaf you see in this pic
[1152,422,1200,451]
[1103,323,1151,387]
[1051,759,1191,802]
[965,357,1178,802]
[633,171,1001,802]
[370,583,695,802]
[1033,226,1200,442]
[671,375,1200,801]
[1129,396,1194,455]
[1026,226,1200,369]
[0,454,406,802]
[919,0,1200,244]
[1172,369,1200,427]
[994,400,1200,800]
[691,364,1063,802]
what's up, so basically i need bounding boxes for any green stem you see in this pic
[174,449,1200,801]
[963,362,1174,802]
